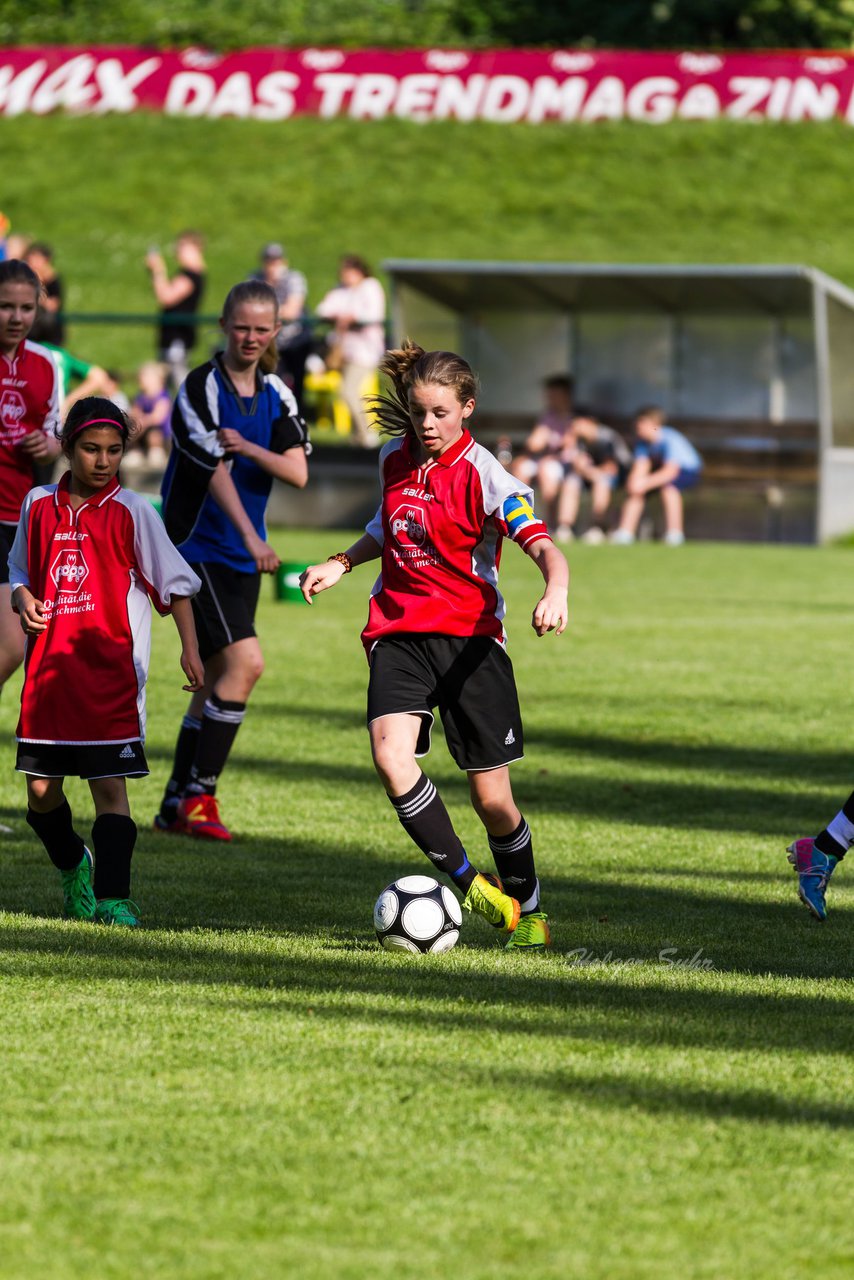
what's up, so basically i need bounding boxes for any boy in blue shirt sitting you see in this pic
[611,406,702,546]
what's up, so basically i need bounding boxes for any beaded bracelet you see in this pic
[328,552,353,573]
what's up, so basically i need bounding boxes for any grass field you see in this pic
[2,115,854,373]
[0,533,851,1278]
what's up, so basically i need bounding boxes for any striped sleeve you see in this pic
[119,492,201,614]
[169,363,222,471]
[470,442,551,552]
[264,374,311,455]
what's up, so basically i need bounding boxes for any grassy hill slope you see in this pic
[2,114,854,369]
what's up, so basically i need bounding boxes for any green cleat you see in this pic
[94,898,141,928]
[462,872,521,933]
[60,848,96,921]
[505,911,552,951]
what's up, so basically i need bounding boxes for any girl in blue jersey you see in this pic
[157,281,310,840]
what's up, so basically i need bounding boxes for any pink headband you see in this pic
[68,417,126,440]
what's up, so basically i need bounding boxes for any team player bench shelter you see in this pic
[371,260,854,545]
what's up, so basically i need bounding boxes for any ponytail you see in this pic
[371,339,479,438]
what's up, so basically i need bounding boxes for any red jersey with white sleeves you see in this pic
[8,473,201,746]
[362,429,550,652]
[0,339,60,523]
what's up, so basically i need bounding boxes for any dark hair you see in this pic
[340,254,371,278]
[221,280,279,374]
[634,405,665,424]
[544,374,574,394]
[25,241,53,261]
[60,397,133,453]
[0,258,41,296]
[371,339,479,439]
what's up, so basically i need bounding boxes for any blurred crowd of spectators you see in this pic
[0,216,704,536]
[0,213,388,465]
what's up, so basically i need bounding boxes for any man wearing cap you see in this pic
[251,243,310,412]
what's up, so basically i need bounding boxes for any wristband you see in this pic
[328,552,352,573]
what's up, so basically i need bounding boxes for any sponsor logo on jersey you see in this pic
[0,388,27,441]
[53,532,88,542]
[501,494,537,536]
[49,546,90,594]
[390,502,428,548]
[504,729,516,745]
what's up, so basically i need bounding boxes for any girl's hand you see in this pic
[20,430,52,462]
[532,587,568,637]
[243,532,280,574]
[218,427,250,456]
[180,646,205,692]
[299,560,346,603]
[19,596,48,635]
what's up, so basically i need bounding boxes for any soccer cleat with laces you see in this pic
[505,911,551,951]
[787,837,838,922]
[60,847,96,921]
[94,898,141,928]
[177,793,232,842]
[462,872,520,933]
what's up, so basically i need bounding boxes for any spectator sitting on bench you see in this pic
[555,408,633,544]
[611,406,702,547]
[509,374,574,530]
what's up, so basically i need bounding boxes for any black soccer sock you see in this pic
[814,789,854,861]
[488,816,539,913]
[185,694,246,797]
[163,714,202,805]
[26,800,85,872]
[92,814,138,900]
[388,773,477,891]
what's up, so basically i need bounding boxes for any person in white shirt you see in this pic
[316,255,386,446]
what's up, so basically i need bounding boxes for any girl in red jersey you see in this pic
[300,342,569,950]
[0,259,62,693]
[9,397,204,927]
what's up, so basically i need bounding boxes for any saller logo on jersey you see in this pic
[50,547,90,594]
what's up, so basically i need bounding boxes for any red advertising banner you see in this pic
[2,47,854,123]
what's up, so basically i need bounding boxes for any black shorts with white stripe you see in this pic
[190,561,262,662]
[16,740,149,780]
[367,634,524,772]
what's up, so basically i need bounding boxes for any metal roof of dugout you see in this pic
[384,260,854,544]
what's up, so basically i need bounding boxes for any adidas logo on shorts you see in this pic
[504,729,515,745]
[119,745,136,759]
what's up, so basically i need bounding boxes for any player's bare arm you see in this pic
[171,596,205,692]
[639,461,681,492]
[526,539,569,637]
[12,585,48,635]
[209,461,280,573]
[217,429,308,489]
[300,533,382,602]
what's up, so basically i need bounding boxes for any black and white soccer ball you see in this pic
[373,874,463,953]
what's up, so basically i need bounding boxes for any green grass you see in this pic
[3,115,854,374]
[0,534,851,1278]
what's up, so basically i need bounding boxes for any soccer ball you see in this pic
[373,874,463,953]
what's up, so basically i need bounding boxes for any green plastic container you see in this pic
[275,562,310,603]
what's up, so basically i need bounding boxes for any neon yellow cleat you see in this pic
[505,911,551,951]
[462,872,520,933]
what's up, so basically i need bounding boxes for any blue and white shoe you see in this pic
[787,838,838,921]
